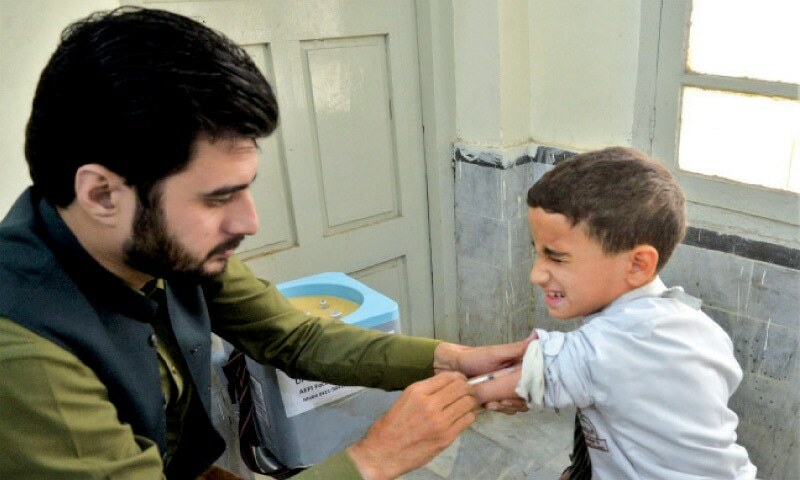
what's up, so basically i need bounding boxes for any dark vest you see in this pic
[0,189,225,479]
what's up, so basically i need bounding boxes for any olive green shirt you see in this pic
[0,256,439,479]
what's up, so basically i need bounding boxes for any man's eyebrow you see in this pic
[231,142,260,153]
[202,174,257,197]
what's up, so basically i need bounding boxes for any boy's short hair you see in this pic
[526,147,686,272]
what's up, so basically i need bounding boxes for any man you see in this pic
[0,7,525,479]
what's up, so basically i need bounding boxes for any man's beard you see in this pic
[123,198,243,280]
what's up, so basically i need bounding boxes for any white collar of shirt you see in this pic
[583,276,667,323]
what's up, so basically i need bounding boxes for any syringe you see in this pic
[467,365,520,386]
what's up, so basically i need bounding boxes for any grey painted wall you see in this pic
[454,145,799,479]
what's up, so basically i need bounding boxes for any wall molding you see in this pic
[685,227,799,271]
[453,144,574,170]
[454,143,800,271]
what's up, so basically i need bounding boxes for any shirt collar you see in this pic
[608,276,667,307]
[584,276,667,322]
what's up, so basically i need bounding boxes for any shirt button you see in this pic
[170,366,178,375]
[148,334,157,348]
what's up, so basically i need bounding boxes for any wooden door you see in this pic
[137,0,434,335]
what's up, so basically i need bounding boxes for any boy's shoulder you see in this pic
[583,281,713,333]
[583,284,732,348]
[599,279,698,315]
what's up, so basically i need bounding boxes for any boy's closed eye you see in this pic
[544,247,567,263]
[532,241,567,263]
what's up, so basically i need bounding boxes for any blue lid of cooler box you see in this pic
[277,272,399,329]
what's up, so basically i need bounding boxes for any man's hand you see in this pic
[432,340,528,376]
[346,372,477,480]
[433,341,530,414]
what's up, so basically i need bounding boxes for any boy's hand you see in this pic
[346,372,477,480]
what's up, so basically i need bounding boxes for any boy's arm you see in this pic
[434,341,530,413]
[471,367,524,405]
[472,332,545,408]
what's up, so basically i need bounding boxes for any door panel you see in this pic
[138,1,434,336]
[238,45,297,255]
[304,36,399,232]
[351,257,410,333]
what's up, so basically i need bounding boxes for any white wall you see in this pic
[453,0,642,154]
[528,0,642,151]
[0,0,118,216]
[453,0,502,145]
[453,0,531,149]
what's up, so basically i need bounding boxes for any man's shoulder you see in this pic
[0,191,57,287]
[0,317,77,362]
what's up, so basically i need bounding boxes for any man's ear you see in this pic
[73,164,125,225]
[626,245,659,288]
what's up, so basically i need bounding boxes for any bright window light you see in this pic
[688,0,800,84]
[679,87,800,193]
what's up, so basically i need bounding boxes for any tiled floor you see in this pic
[401,407,575,480]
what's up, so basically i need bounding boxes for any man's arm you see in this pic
[205,257,530,395]
[205,258,525,478]
[0,318,165,479]
[204,256,439,389]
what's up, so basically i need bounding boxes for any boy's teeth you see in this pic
[548,292,564,298]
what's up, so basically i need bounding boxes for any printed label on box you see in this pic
[275,370,363,417]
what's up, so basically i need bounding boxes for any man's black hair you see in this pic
[25,6,279,207]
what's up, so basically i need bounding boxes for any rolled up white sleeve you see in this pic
[522,329,596,410]
[515,339,544,407]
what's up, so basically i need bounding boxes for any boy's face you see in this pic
[528,207,632,319]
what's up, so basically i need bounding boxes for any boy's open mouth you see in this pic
[544,290,565,307]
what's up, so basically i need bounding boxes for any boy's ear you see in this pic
[626,245,659,288]
[73,164,126,225]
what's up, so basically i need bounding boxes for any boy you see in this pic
[473,147,756,479]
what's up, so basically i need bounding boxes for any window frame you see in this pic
[650,0,800,231]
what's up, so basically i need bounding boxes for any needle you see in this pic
[467,365,519,386]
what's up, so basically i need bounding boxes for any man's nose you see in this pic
[226,191,259,236]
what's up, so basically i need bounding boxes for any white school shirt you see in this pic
[517,277,757,480]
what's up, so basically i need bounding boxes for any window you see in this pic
[651,0,799,230]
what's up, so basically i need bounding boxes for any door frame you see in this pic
[414,0,458,342]
[123,0,460,341]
